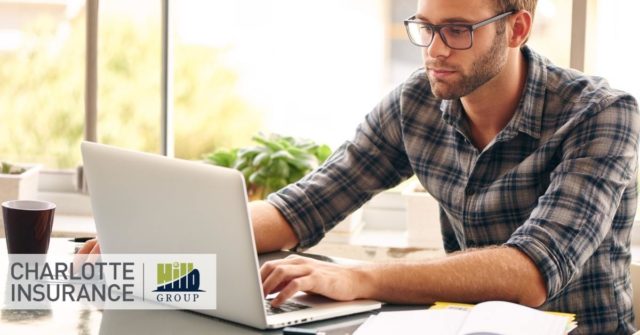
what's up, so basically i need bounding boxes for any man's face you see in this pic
[417,0,509,99]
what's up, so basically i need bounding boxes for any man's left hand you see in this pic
[260,255,369,307]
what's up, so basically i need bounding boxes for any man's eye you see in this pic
[448,27,467,35]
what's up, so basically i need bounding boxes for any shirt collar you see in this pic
[439,46,546,141]
[440,99,464,129]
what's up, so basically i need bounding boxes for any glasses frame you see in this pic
[404,11,515,50]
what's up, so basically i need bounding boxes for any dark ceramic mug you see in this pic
[2,200,55,254]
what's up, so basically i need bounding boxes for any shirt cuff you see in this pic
[266,186,327,251]
[505,223,577,300]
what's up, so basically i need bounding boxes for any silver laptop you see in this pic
[81,141,381,329]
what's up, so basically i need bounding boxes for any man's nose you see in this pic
[426,31,451,59]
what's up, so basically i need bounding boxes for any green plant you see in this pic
[1,162,26,175]
[205,133,332,200]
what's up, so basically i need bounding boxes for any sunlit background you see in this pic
[0,0,638,169]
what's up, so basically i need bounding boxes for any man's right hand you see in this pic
[77,238,101,254]
[73,238,102,270]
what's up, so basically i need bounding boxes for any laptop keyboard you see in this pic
[264,299,311,315]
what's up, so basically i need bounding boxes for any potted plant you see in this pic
[0,161,41,237]
[205,133,332,201]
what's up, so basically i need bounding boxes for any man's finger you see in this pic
[260,256,310,282]
[90,243,101,255]
[76,239,98,254]
[270,277,313,307]
[72,239,99,272]
[262,264,311,296]
[86,244,102,265]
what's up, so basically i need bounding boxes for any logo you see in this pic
[154,262,203,292]
[2,254,216,310]
[153,262,203,303]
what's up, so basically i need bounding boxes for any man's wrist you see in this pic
[351,264,378,300]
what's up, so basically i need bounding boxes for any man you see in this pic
[82,0,639,333]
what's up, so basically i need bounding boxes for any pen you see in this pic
[282,327,326,335]
[69,237,95,243]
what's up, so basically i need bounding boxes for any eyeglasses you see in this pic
[404,11,515,50]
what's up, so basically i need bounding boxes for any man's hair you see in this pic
[495,0,537,18]
[493,0,537,43]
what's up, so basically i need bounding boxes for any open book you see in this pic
[354,301,576,335]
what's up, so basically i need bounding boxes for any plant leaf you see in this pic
[252,135,284,152]
[204,149,237,167]
[252,152,271,167]
[270,150,295,161]
[248,171,266,185]
[315,144,332,162]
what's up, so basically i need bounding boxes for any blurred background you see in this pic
[0,0,637,170]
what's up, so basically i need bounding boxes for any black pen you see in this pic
[69,237,95,243]
[282,327,326,335]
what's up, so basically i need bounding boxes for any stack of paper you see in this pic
[354,301,577,335]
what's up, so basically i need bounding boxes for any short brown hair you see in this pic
[495,0,537,20]
[494,0,537,43]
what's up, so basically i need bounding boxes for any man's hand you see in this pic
[77,238,101,254]
[260,255,369,307]
[73,238,102,269]
[260,247,546,308]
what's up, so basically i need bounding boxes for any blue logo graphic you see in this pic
[154,262,203,292]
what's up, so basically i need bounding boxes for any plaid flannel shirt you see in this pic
[268,46,639,334]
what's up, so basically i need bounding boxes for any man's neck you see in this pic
[460,49,528,150]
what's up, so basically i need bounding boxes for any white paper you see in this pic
[457,301,568,335]
[354,309,468,335]
[354,302,569,335]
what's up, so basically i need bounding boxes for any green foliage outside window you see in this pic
[0,13,261,168]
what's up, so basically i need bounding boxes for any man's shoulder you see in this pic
[528,50,638,134]
[530,50,639,142]
[542,56,633,109]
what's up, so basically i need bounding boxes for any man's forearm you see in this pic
[249,201,299,253]
[355,246,547,307]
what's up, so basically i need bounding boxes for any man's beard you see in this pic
[427,32,508,100]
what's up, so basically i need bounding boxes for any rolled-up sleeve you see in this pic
[267,85,414,249]
[506,94,640,299]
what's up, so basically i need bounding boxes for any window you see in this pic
[1,0,391,169]
[585,0,640,100]
[527,0,572,67]
[97,0,162,155]
[173,0,389,154]
[0,1,85,168]
[388,0,423,87]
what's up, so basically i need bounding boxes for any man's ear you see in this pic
[508,10,533,47]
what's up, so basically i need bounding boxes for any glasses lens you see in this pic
[441,25,472,49]
[406,22,434,47]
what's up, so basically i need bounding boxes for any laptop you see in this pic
[80,141,381,329]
